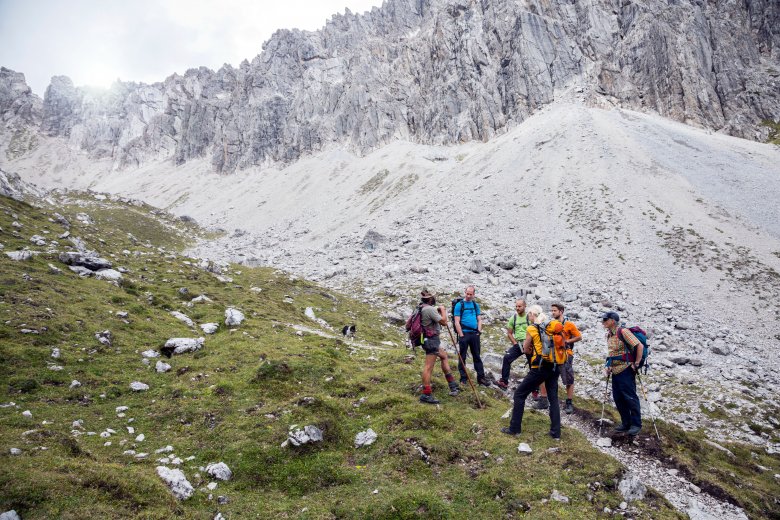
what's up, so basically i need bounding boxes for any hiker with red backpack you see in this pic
[406,289,460,404]
[602,311,643,436]
[500,305,565,439]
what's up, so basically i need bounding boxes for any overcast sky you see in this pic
[0,0,384,96]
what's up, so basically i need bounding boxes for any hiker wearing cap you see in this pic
[501,305,561,439]
[496,299,529,390]
[418,290,460,404]
[602,311,642,435]
[454,285,488,386]
[534,303,581,411]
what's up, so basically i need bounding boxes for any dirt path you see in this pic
[496,390,750,520]
[558,409,748,519]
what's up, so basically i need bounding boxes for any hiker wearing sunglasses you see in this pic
[602,311,642,435]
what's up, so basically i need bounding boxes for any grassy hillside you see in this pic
[0,194,686,519]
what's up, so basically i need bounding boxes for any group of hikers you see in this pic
[407,286,644,439]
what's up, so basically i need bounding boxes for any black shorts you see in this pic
[422,336,441,355]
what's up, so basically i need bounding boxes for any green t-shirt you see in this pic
[506,313,530,342]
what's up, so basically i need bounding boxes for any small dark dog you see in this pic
[341,324,356,338]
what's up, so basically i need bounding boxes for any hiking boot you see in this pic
[627,425,642,436]
[613,424,630,434]
[460,378,468,386]
[500,427,520,436]
[549,432,561,441]
[533,396,549,410]
[477,377,491,387]
[448,382,460,396]
[496,379,509,390]
[564,400,574,415]
[419,394,440,405]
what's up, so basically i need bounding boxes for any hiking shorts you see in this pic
[422,336,442,355]
[560,356,575,386]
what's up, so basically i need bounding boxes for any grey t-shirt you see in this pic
[420,305,442,335]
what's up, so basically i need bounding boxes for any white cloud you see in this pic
[0,0,383,96]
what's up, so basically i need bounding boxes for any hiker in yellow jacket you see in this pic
[500,305,565,439]
[533,302,582,413]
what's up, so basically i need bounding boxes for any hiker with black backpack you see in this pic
[496,298,530,390]
[500,305,564,440]
[406,289,460,404]
[602,311,643,436]
[453,285,489,387]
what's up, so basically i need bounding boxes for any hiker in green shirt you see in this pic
[496,299,529,390]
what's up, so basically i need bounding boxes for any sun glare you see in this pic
[77,65,121,90]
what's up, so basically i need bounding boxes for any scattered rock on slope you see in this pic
[58,252,112,271]
[355,429,378,447]
[156,466,194,500]
[170,311,195,327]
[619,472,647,502]
[161,337,204,356]
[224,308,244,327]
[205,462,233,481]
[285,425,324,447]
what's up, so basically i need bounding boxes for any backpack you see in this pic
[451,297,479,336]
[608,325,650,371]
[405,304,437,347]
[531,320,567,366]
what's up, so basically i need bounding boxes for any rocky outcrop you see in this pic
[0,68,41,128]
[0,167,42,200]
[1,0,778,173]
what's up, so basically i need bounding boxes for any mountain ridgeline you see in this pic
[1,0,779,173]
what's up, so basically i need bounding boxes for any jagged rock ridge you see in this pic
[1,0,778,173]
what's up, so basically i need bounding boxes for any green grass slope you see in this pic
[0,194,683,519]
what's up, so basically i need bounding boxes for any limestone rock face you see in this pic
[41,75,80,137]
[0,67,41,128]
[1,0,778,172]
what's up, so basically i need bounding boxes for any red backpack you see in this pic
[405,304,437,347]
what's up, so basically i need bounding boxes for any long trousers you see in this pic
[509,362,561,437]
[457,332,484,381]
[612,367,642,429]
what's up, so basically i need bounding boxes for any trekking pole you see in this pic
[445,323,483,409]
[636,372,661,441]
[599,372,611,437]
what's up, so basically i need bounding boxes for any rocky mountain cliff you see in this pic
[2,0,779,173]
